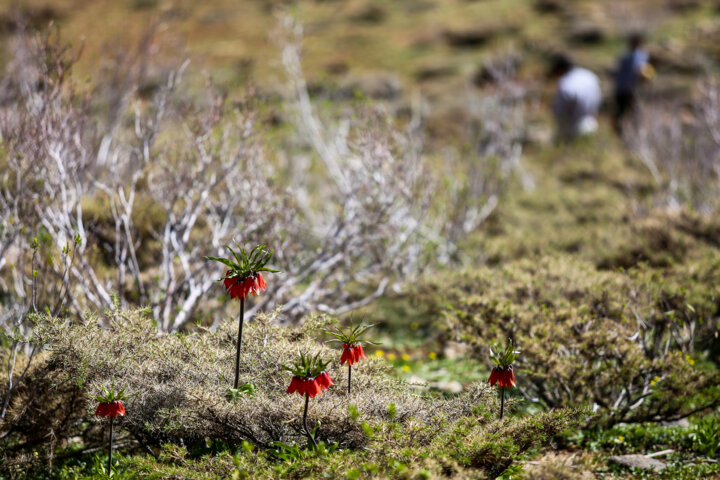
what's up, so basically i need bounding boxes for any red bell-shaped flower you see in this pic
[307,378,323,398]
[355,344,367,362]
[95,400,126,418]
[340,344,356,366]
[224,272,268,301]
[488,365,516,388]
[316,371,334,390]
[286,376,303,395]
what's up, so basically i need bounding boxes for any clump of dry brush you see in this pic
[627,79,720,215]
[0,22,524,337]
[0,307,583,478]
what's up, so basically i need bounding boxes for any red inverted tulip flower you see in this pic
[316,371,334,390]
[340,344,356,366]
[94,381,135,477]
[94,400,126,418]
[488,340,519,420]
[489,365,516,388]
[328,322,377,395]
[284,353,333,449]
[206,244,279,390]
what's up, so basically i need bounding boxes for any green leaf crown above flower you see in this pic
[283,352,331,379]
[94,378,137,404]
[326,320,379,347]
[490,339,519,367]
[205,243,280,280]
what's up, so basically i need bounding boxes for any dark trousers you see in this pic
[613,90,636,134]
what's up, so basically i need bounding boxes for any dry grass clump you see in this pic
[7,307,493,456]
[427,255,720,426]
[522,452,596,480]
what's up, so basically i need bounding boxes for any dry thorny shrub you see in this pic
[0,23,522,335]
[428,255,720,427]
[0,308,585,478]
[3,309,488,451]
[627,79,720,214]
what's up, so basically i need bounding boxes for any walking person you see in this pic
[613,34,654,134]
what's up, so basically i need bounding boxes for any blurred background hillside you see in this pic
[3,0,719,142]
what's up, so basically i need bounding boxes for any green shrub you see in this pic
[429,255,720,427]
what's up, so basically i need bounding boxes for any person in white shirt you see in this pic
[549,55,602,141]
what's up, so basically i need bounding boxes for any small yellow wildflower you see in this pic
[428,352,438,360]
[376,350,384,358]
[410,322,419,330]
[685,355,695,366]
[402,365,411,372]
[401,353,410,362]
[617,436,624,442]
[387,353,396,361]
[650,376,660,386]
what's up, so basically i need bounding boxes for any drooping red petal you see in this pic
[316,371,334,391]
[224,271,234,292]
[488,368,499,386]
[306,378,321,398]
[341,346,354,366]
[257,272,267,290]
[507,366,516,388]
[109,401,126,417]
[352,346,361,363]
[287,376,301,395]
[356,344,367,361]
[300,378,312,396]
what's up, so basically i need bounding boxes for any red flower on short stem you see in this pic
[94,381,135,477]
[328,322,376,395]
[284,353,333,449]
[206,244,279,389]
[488,340,519,420]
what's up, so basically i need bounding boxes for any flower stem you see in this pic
[233,297,245,389]
[347,364,352,395]
[303,393,317,449]
[107,416,114,477]
[500,386,505,419]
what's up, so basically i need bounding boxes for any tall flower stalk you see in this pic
[94,381,134,477]
[488,340,518,419]
[206,244,278,389]
[327,321,376,395]
[284,352,333,448]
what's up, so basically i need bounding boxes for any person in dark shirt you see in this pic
[613,34,654,134]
